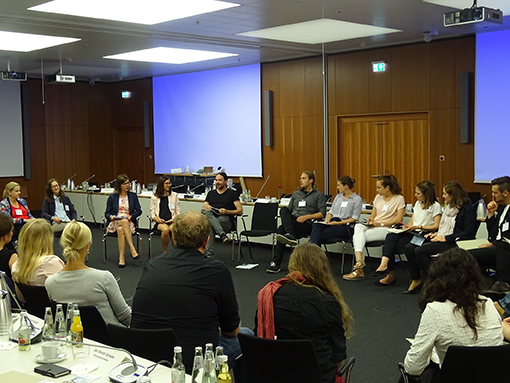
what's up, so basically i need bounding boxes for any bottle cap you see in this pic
[174,346,182,352]
[219,355,228,363]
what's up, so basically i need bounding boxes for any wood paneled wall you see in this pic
[1,36,488,209]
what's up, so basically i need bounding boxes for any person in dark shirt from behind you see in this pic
[131,210,251,381]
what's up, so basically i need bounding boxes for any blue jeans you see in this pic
[499,293,510,317]
[218,327,253,383]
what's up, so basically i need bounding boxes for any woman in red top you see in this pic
[0,182,34,243]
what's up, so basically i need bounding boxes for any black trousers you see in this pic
[469,240,510,283]
[383,233,415,271]
[272,207,312,264]
[406,241,457,280]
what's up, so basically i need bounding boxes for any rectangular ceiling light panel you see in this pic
[0,31,80,52]
[29,0,240,25]
[238,18,401,44]
[104,47,238,64]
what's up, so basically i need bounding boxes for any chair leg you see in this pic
[137,234,142,262]
[245,237,253,259]
[102,235,107,264]
[148,234,152,260]
[364,247,376,270]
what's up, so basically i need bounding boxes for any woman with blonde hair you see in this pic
[45,221,131,327]
[256,242,352,383]
[11,219,64,300]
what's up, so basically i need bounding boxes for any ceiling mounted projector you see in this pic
[1,71,27,81]
[45,74,75,84]
[444,6,503,27]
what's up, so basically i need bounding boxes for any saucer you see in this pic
[36,353,67,364]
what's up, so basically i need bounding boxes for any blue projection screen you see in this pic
[153,64,262,177]
[475,29,510,183]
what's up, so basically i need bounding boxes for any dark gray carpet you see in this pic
[61,225,424,383]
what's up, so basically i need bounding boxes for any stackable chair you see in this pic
[236,202,279,263]
[101,216,142,264]
[238,333,356,383]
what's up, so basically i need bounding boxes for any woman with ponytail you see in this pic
[45,221,131,327]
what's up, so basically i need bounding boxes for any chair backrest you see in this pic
[251,202,279,232]
[436,344,510,382]
[15,282,50,319]
[238,333,323,383]
[107,324,178,363]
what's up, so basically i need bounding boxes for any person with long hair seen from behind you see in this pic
[150,175,181,253]
[0,212,18,279]
[310,175,362,247]
[256,242,352,383]
[11,219,64,301]
[45,221,131,327]
[41,178,78,233]
[105,174,142,268]
[343,175,405,281]
[373,180,442,286]
[400,248,503,383]
[403,181,478,294]
[0,181,34,244]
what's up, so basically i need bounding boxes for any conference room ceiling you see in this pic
[0,0,509,83]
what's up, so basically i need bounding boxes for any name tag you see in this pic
[15,209,22,215]
[503,222,509,232]
[65,205,70,211]
[381,203,389,212]
[341,201,348,208]
[298,200,306,207]
[169,204,175,210]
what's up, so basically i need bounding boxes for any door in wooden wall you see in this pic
[338,113,429,204]
[114,127,145,185]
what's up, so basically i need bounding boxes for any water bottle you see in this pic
[202,344,217,383]
[17,310,31,351]
[54,304,67,345]
[171,346,186,383]
[192,346,204,383]
[65,302,74,341]
[214,346,224,376]
[42,307,55,342]
[216,355,232,383]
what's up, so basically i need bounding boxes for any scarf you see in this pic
[437,205,459,237]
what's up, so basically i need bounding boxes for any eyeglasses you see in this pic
[122,182,130,186]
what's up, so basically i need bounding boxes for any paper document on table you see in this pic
[456,239,489,250]
[387,227,413,234]
[236,263,259,270]
[0,371,43,383]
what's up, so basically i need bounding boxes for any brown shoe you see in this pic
[343,269,365,281]
[353,260,366,270]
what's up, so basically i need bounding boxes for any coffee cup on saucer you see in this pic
[42,341,61,360]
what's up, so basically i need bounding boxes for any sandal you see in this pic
[353,260,366,270]
[343,269,365,281]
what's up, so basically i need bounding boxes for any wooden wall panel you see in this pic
[430,41,456,110]
[390,44,430,112]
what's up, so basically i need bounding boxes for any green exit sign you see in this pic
[372,61,386,72]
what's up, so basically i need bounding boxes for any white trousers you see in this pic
[352,224,389,259]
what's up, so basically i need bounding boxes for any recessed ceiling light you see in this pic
[104,47,238,64]
[238,18,401,44]
[28,0,240,25]
[0,31,80,52]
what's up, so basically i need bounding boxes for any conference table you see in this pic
[1,315,191,383]
[1,338,192,383]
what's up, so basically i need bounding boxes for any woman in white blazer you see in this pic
[150,175,181,253]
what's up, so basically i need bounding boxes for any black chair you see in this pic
[236,202,279,263]
[107,324,178,363]
[15,282,50,319]
[101,216,142,264]
[238,333,356,383]
[398,344,510,383]
[322,224,355,274]
[364,240,406,273]
[147,214,170,259]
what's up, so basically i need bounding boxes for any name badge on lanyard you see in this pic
[298,200,306,207]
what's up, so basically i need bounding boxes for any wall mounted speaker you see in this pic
[143,101,151,148]
[264,90,273,147]
[460,72,473,144]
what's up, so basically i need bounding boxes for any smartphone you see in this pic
[34,364,72,378]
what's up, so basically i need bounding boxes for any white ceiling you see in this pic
[0,0,509,82]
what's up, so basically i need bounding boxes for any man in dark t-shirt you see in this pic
[131,211,242,375]
[202,172,242,256]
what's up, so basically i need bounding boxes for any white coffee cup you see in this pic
[42,341,61,360]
